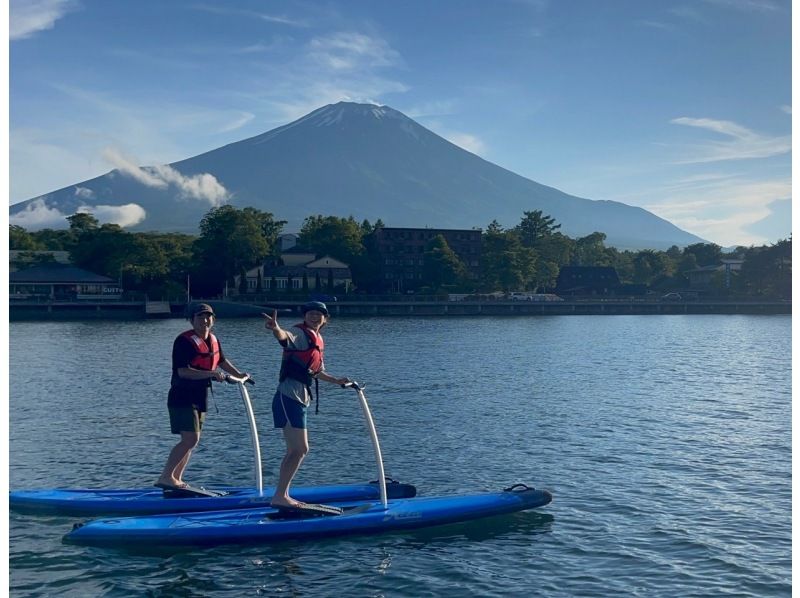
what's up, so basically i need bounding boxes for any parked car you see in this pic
[660,292,682,302]
[508,292,535,301]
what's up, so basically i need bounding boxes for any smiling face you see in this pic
[303,309,327,331]
[192,311,215,337]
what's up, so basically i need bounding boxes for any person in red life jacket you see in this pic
[155,302,249,491]
[262,301,350,508]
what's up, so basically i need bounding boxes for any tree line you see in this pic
[9,206,791,299]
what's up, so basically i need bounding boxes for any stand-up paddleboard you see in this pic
[11,377,415,516]
[10,480,417,516]
[64,485,552,548]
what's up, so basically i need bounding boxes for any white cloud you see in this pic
[78,204,147,228]
[670,117,791,163]
[309,32,401,71]
[9,199,147,230]
[102,147,229,206]
[421,119,487,156]
[780,104,791,115]
[74,186,95,199]
[443,132,487,156]
[190,4,308,28]
[216,112,256,133]
[702,0,780,12]
[9,199,70,229]
[10,0,79,40]
[102,147,168,188]
[644,177,791,246]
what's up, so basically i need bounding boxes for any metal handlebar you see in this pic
[342,381,387,509]
[223,374,255,386]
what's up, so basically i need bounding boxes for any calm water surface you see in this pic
[9,315,791,597]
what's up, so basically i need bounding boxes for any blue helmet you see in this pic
[301,301,329,316]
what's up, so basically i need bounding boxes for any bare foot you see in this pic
[270,496,304,509]
[154,479,189,490]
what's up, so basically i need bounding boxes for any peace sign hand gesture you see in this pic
[262,309,279,331]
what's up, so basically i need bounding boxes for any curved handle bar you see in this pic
[222,374,255,386]
[341,380,364,391]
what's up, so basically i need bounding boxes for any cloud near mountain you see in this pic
[10,198,147,229]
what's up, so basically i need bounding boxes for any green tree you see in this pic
[480,227,536,292]
[739,238,791,298]
[684,243,722,267]
[192,205,285,295]
[239,268,248,294]
[572,232,611,266]
[632,250,673,284]
[529,233,573,291]
[67,212,100,235]
[300,215,382,291]
[10,225,41,250]
[300,215,364,262]
[422,234,468,290]
[515,210,561,248]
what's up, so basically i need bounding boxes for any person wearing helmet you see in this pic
[262,301,350,508]
[155,303,249,491]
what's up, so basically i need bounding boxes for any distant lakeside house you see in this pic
[684,259,744,289]
[233,238,353,295]
[10,250,71,272]
[556,266,623,296]
[9,263,121,300]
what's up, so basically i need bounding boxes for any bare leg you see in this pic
[271,425,309,507]
[156,431,200,487]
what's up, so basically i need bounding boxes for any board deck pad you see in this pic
[162,485,225,499]
[266,502,348,519]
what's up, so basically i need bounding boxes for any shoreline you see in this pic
[9,298,791,320]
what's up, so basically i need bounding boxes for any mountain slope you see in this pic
[10,102,704,249]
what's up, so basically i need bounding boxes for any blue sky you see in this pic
[8,0,792,247]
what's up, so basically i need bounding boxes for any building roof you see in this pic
[9,250,71,264]
[9,263,115,284]
[556,266,621,292]
[282,245,316,255]
[263,265,352,278]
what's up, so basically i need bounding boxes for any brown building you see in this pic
[370,227,482,292]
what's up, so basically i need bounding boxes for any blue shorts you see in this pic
[272,392,307,429]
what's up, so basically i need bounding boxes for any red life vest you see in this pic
[279,323,324,384]
[179,330,221,371]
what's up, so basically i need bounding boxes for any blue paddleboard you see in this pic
[63,485,552,548]
[10,480,416,516]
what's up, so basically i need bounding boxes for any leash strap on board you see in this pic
[209,383,220,414]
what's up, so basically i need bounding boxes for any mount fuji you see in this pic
[10,102,704,249]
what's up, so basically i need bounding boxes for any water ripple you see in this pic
[9,315,791,597]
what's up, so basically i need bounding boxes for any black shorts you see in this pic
[168,407,205,434]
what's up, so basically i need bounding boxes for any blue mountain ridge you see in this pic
[10,101,705,250]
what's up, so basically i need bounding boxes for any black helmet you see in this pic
[301,301,329,316]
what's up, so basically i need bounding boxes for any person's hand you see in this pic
[338,377,351,386]
[262,310,279,331]
[212,370,226,382]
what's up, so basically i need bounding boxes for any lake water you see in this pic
[9,315,792,597]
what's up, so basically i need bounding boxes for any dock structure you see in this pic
[145,301,172,316]
[9,298,790,320]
